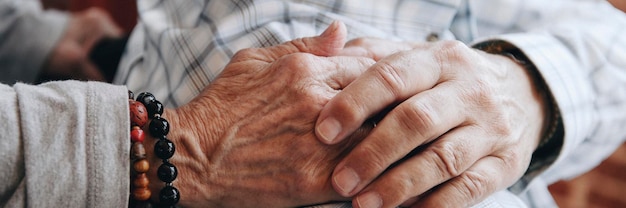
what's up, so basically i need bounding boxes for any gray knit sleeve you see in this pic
[0,81,129,207]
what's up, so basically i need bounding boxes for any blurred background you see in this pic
[38,0,626,207]
[41,0,137,34]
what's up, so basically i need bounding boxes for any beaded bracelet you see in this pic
[128,91,180,207]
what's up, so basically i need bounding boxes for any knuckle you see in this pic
[387,173,420,202]
[457,171,493,202]
[427,141,466,177]
[436,40,469,56]
[376,166,430,204]
[395,99,438,138]
[497,150,527,179]
[433,40,473,65]
[396,171,420,195]
[233,48,257,57]
[374,171,419,204]
[232,48,260,61]
[276,53,318,75]
[372,61,407,97]
[279,53,316,68]
[352,142,394,175]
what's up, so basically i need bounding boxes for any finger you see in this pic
[349,126,494,208]
[316,41,479,145]
[315,49,444,144]
[411,155,521,208]
[231,21,348,63]
[339,38,426,61]
[319,56,376,90]
[331,83,468,197]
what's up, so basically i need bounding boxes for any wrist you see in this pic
[474,40,564,173]
[155,97,228,207]
[143,108,208,207]
[475,42,552,147]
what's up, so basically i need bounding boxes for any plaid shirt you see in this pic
[115,0,626,207]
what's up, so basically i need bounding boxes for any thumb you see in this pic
[247,21,347,63]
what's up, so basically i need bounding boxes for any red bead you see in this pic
[132,187,151,201]
[129,100,149,127]
[130,128,145,143]
[133,173,150,188]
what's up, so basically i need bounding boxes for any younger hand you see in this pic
[318,38,548,207]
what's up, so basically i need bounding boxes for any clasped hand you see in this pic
[158,22,548,208]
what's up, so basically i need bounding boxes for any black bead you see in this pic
[155,138,176,160]
[146,100,164,116]
[157,162,178,183]
[149,117,169,137]
[128,90,135,100]
[136,92,156,107]
[158,186,180,206]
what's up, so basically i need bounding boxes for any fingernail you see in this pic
[317,117,342,143]
[334,167,360,195]
[356,192,383,208]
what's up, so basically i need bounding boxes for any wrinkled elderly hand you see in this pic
[316,38,549,207]
[42,7,122,81]
[147,22,376,207]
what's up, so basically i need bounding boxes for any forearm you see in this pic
[0,81,129,207]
